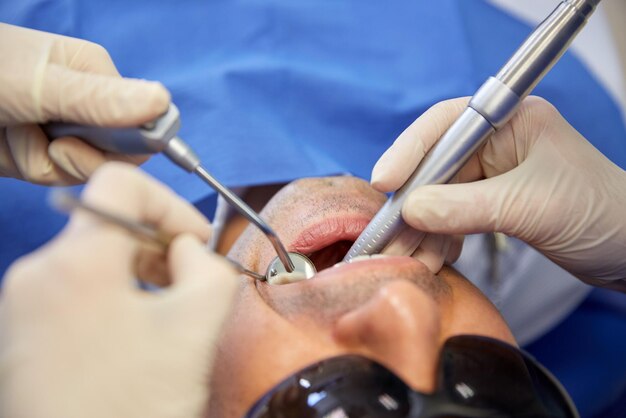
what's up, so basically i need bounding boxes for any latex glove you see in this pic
[369,99,470,274]
[0,163,238,418]
[0,23,170,185]
[372,96,626,291]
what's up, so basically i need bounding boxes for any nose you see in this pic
[332,280,443,393]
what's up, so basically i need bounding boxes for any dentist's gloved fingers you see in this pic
[410,233,453,273]
[448,96,559,185]
[446,235,464,264]
[39,64,170,127]
[62,163,212,285]
[402,176,511,236]
[77,162,211,241]
[54,36,122,77]
[168,234,237,299]
[0,25,170,126]
[4,125,82,184]
[371,97,469,193]
[134,231,232,288]
[0,24,171,184]
[165,234,238,348]
[0,128,19,178]
[134,244,171,287]
[0,207,236,418]
[48,136,149,181]
[3,23,121,78]
[380,227,426,257]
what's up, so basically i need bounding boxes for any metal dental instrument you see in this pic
[344,0,602,262]
[48,189,266,281]
[265,252,317,282]
[43,104,315,277]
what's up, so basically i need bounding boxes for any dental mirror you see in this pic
[265,252,316,285]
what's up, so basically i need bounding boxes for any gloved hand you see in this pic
[0,163,238,418]
[0,23,170,185]
[371,96,626,291]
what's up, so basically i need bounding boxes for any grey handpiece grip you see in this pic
[42,104,181,155]
[346,105,499,259]
[344,0,600,261]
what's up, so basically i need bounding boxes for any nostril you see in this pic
[332,281,442,393]
[308,240,354,271]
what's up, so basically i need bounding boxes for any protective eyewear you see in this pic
[245,335,578,418]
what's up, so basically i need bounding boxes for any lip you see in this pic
[276,215,428,286]
[314,256,423,280]
[290,216,372,254]
[247,176,390,278]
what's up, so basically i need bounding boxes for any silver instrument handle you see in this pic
[43,104,181,154]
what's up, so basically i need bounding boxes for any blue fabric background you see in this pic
[1,1,625,415]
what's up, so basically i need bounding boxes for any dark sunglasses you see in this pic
[245,335,578,418]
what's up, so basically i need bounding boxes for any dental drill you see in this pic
[344,0,602,262]
[43,105,316,281]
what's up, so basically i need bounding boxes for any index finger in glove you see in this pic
[61,163,211,284]
[371,97,469,193]
[48,135,149,181]
[8,25,121,77]
[4,125,82,185]
[49,35,121,77]
[452,96,562,184]
[40,63,169,127]
[410,233,463,274]
[168,234,238,307]
[150,235,239,370]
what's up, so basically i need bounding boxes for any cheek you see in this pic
[442,275,516,346]
[207,289,343,417]
[227,225,263,267]
[208,292,277,416]
[227,223,288,273]
[445,304,515,345]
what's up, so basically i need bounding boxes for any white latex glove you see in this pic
[0,23,170,185]
[371,96,626,292]
[0,163,238,418]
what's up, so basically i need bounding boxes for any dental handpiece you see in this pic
[344,0,602,262]
[43,104,298,273]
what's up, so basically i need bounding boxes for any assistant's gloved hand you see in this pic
[371,96,626,291]
[0,163,238,418]
[0,23,170,185]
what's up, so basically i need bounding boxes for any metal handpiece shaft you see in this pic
[344,0,601,261]
[161,138,296,273]
[193,166,295,272]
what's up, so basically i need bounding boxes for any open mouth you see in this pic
[263,212,420,286]
[264,240,356,286]
[288,215,372,275]
[307,240,354,271]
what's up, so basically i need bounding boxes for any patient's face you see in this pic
[207,176,515,417]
